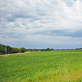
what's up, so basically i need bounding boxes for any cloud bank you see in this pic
[0,0,82,48]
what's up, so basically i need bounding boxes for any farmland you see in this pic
[0,51,82,82]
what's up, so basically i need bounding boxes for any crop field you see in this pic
[0,51,82,82]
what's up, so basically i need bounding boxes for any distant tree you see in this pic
[12,48,19,53]
[20,47,26,52]
[27,49,32,51]
[41,49,45,51]
[7,46,13,54]
[46,48,51,51]
[76,48,82,50]
[0,44,5,54]
[0,44,13,54]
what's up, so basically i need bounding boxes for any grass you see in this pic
[0,51,82,82]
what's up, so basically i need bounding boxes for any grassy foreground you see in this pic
[0,51,82,82]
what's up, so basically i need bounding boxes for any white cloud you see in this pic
[0,0,82,48]
[1,0,82,33]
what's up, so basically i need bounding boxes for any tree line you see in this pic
[0,44,27,55]
[0,44,82,55]
[76,48,82,50]
[0,44,54,55]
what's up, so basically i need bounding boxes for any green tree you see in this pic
[20,47,26,52]
[12,48,19,53]
[0,44,13,54]
[46,48,51,51]
[0,44,5,54]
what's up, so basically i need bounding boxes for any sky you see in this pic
[0,0,82,49]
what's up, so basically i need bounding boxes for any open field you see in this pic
[0,51,82,82]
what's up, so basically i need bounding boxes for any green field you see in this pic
[0,51,82,82]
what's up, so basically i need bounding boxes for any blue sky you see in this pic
[0,0,82,49]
